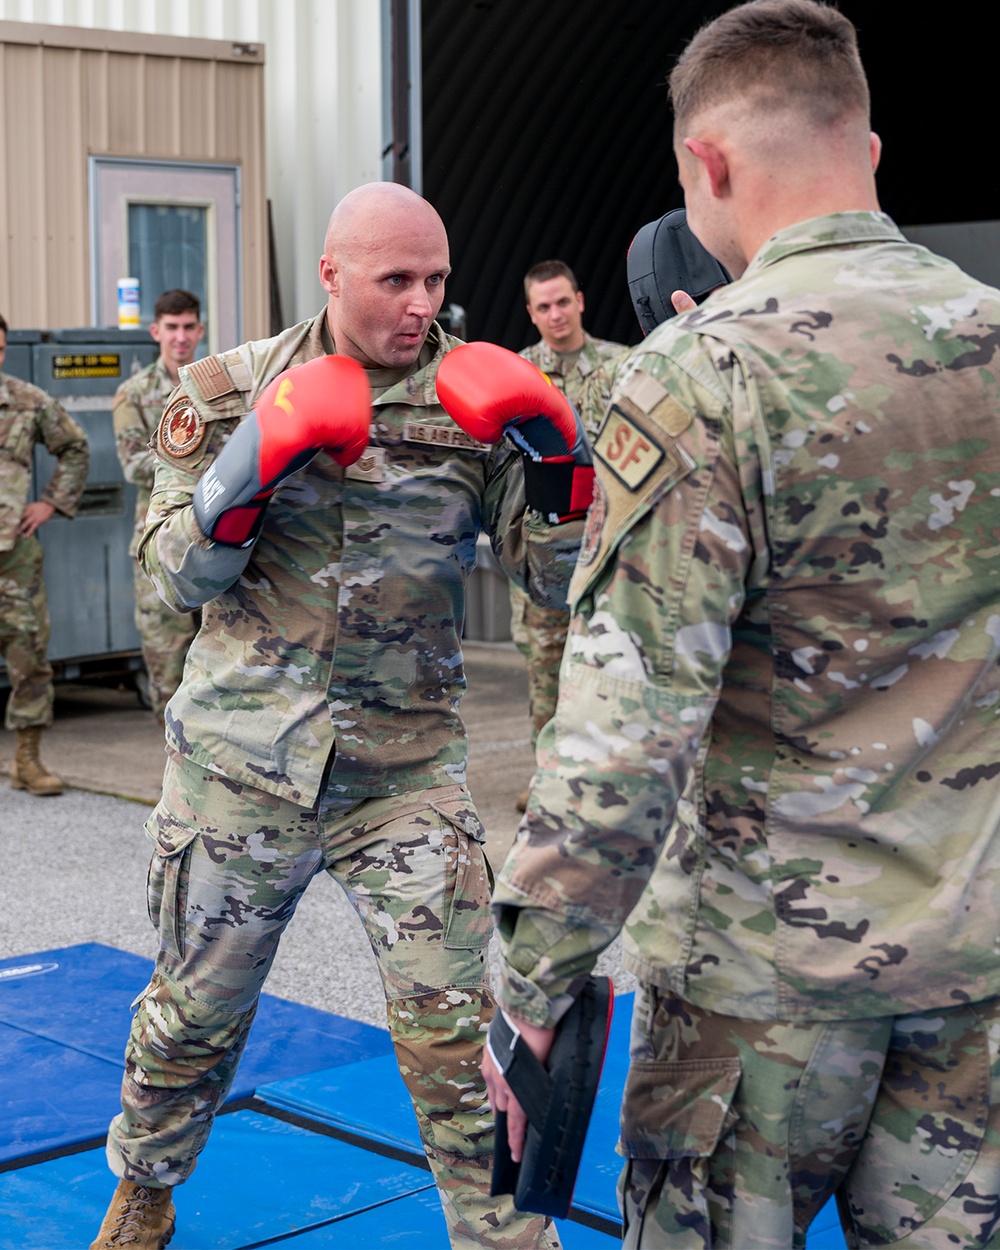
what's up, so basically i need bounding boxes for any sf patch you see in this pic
[593,405,665,490]
[157,396,206,460]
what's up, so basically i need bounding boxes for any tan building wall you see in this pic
[0,20,268,339]
[0,0,386,329]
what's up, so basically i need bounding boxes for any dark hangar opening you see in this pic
[421,0,996,351]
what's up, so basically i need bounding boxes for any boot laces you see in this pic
[103,1185,168,1246]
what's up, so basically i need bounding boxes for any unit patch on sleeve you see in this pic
[157,396,206,460]
[593,406,665,490]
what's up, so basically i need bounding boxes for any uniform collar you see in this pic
[375,321,452,408]
[531,331,598,377]
[303,313,449,409]
[744,211,905,279]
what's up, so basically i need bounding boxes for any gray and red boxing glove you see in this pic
[193,354,371,546]
[436,342,594,524]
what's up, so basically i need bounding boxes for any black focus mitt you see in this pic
[627,207,731,336]
[487,975,614,1219]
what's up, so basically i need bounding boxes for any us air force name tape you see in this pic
[488,976,614,1219]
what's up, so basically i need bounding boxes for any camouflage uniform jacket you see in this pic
[493,212,1000,1028]
[0,371,89,553]
[520,332,628,437]
[113,356,174,556]
[140,312,583,808]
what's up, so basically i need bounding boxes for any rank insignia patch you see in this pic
[345,446,387,482]
[158,398,206,459]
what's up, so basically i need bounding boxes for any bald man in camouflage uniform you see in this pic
[91,185,577,1250]
[512,261,626,809]
[485,4,1000,1249]
[113,290,204,719]
[0,314,89,796]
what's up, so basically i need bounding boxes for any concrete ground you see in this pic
[0,642,632,1028]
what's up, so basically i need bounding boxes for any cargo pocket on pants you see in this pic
[619,1058,741,1248]
[428,795,492,954]
[144,805,200,963]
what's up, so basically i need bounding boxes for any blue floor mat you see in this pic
[0,947,847,1247]
[274,1188,621,1249]
[0,1111,435,1250]
[0,944,393,1164]
[258,993,637,1225]
[0,1023,121,1164]
[808,1197,846,1248]
[257,1051,422,1154]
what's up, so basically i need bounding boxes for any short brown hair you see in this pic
[154,289,201,321]
[669,0,869,131]
[523,260,579,302]
[0,314,8,336]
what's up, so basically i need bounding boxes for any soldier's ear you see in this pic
[869,131,882,173]
[319,254,339,296]
[683,137,729,198]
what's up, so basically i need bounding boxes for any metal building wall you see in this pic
[422,0,998,351]
[0,0,384,328]
[0,20,268,336]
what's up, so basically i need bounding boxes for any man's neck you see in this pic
[543,332,585,354]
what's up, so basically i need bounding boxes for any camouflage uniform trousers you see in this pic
[508,582,569,746]
[0,536,54,730]
[107,752,560,1250]
[618,983,1000,1249]
[132,559,199,717]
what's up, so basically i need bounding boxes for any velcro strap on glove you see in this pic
[506,412,595,524]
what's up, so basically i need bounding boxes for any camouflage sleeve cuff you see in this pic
[523,512,585,610]
[492,892,617,1029]
[154,507,253,608]
[39,490,75,519]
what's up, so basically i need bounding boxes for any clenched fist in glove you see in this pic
[436,342,594,523]
[194,354,372,546]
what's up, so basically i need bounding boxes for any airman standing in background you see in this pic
[113,290,204,720]
[513,260,626,809]
[0,312,89,795]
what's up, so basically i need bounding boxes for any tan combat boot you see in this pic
[90,1179,176,1249]
[10,726,63,796]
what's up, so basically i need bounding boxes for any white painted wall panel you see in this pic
[0,0,384,323]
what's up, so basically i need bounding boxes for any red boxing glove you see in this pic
[436,342,594,523]
[194,354,371,546]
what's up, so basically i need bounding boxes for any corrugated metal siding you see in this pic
[0,0,384,327]
[421,0,719,350]
[422,0,998,350]
[0,23,268,336]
